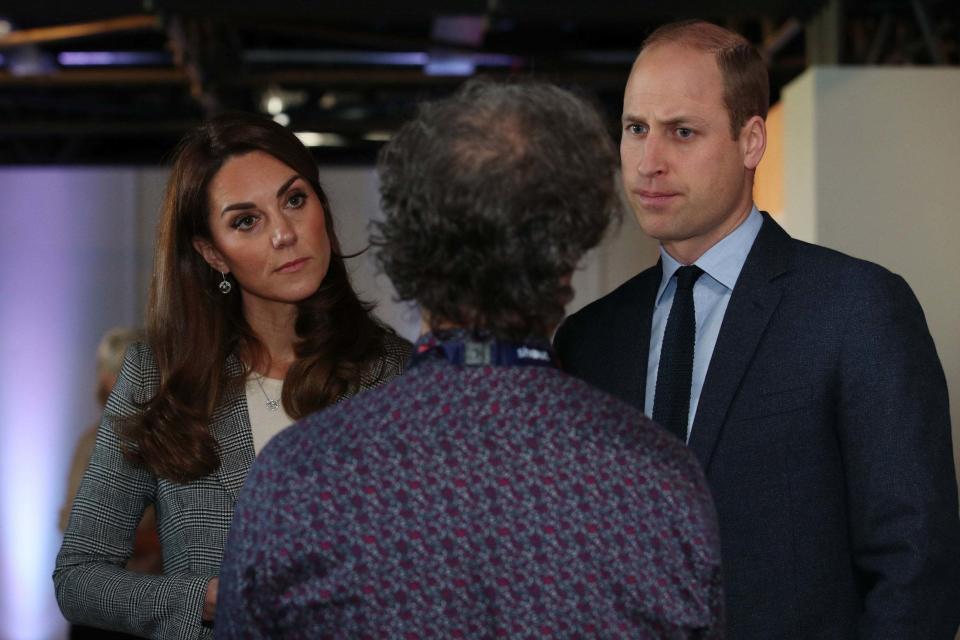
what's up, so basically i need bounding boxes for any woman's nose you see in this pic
[271,217,297,249]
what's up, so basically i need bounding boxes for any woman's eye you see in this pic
[231,214,258,230]
[287,192,307,208]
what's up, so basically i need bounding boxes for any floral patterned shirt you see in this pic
[216,350,722,639]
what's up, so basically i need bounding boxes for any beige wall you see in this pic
[781,66,960,484]
[755,101,784,219]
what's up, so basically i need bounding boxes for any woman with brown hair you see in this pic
[54,112,410,639]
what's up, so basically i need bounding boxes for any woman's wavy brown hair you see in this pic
[124,112,389,483]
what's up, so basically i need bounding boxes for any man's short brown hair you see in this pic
[641,20,769,138]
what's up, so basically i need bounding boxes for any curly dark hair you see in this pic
[374,78,621,340]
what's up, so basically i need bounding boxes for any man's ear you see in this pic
[740,115,767,171]
[192,237,229,273]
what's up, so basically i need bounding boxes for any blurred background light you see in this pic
[57,51,171,66]
[294,131,347,147]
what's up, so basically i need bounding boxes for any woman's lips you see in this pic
[275,257,310,273]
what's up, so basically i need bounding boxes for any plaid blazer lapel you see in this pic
[210,354,256,503]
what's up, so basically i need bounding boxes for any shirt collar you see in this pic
[656,205,763,305]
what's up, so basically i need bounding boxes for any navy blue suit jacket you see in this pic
[554,213,960,639]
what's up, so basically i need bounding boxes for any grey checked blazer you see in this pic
[54,335,411,639]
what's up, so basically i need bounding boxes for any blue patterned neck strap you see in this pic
[412,330,558,368]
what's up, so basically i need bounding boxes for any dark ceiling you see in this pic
[1,0,956,165]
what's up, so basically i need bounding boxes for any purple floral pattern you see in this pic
[216,359,723,639]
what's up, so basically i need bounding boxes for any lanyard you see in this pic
[411,332,558,368]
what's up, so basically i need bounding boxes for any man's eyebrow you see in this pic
[621,113,708,127]
[660,115,707,127]
[219,175,300,216]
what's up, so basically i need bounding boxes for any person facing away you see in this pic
[215,78,724,639]
[54,112,411,639]
[553,19,960,640]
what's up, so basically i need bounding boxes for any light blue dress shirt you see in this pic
[644,206,763,440]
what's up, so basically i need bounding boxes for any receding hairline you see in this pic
[630,20,769,135]
[629,37,721,77]
[631,22,748,75]
[640,19,753,56]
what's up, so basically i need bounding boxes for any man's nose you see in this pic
[636,135,667,178]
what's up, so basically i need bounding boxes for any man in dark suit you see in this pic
[554,19,960,640]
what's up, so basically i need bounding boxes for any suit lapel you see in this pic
[211,354,256,502]
[633,264,660,411]
[687,214,793,470]
[612,262,660,411]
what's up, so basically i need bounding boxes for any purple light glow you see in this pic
[0,168,148,640]
[243,49,520,70]
[424,52,522,76]
[57,51,171,66]
[245,50,429,66]
[424,57,476,76]
[0,171,81,639]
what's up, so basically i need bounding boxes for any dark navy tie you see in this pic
[653,265,704,441]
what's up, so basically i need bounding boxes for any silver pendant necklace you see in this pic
[254,375,282,412]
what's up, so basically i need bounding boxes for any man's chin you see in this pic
[633,210,683,242]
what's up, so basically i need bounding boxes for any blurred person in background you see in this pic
[54,112,410,639]
[215,79,723,639]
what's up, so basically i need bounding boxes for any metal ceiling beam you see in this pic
[865,12,893,64]
[762,18,803,60]
[0,66,632,89]
[0,15,160,49]
[165,15,243,115]
[0,68,187,85]
[0,120,199,135]
[250,21,487,54]
[911,0,947,64]
[806,0,843,64]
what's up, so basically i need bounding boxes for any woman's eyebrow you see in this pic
[220,175,300,216]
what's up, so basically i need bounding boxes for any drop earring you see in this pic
[218,271,232,294]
